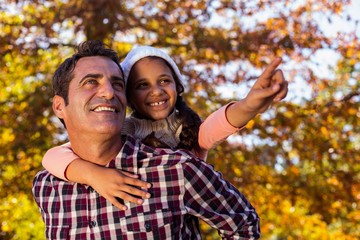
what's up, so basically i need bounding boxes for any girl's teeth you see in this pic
[151,101,165,106]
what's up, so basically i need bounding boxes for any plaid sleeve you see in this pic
[183,160,260,239]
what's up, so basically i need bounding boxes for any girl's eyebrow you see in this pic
[131,77,147,83]
[158,73,172,77]
[134,73,172,82]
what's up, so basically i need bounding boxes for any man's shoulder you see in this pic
[32,169,67,186]
[33,169,51,181]
[153,148,211,172]
[119,136,208,168]
[141,145,203,165]
[32,169,80,198]
[122,135,190,157]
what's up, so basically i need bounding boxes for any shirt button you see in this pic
[90,221,96,228]
[144,223,151,231]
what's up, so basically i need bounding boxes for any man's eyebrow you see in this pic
[79,73,102,85]
[112,75,125,83]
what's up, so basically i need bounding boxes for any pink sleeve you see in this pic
[198,102,242,150]
[42,142,79,181]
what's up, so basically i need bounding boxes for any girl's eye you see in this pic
[160,78,172,85]
[136,82,149,89]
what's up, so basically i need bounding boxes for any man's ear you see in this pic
[52,95,65,119]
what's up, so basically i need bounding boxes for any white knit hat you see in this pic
[121,46,184,89]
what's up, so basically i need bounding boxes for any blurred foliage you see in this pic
[1,0,359,239]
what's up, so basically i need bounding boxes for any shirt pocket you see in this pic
[119,208,174,234]
[46,225,70,240]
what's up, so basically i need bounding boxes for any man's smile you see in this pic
[93,106,116,112]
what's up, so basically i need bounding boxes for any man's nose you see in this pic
[98,81,115,99]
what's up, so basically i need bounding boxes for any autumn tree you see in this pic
[1,0,359,239]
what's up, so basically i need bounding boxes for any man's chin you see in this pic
[92,123,122,135]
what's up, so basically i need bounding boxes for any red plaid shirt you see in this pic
[33,136,260,239]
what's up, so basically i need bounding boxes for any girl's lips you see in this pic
[149,101,166,106]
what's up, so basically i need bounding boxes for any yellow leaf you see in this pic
[1,128,15,143]
[320,126,329,137]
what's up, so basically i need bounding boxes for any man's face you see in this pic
[53,56,127,138]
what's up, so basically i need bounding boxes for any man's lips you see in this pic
[92,106,117,112]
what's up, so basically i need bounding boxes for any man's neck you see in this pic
[68,133,124,166]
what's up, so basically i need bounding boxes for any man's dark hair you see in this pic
[52,40,123,127]
[52,40,123,104]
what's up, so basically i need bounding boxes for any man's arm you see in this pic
[183,160,260,239]
[32,170,63,228]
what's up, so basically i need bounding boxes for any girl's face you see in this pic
[127,57,179,120]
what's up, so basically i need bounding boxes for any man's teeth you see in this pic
[94,106,115,112]
[150,101,165,106]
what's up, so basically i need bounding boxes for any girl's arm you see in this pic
[198,102,241,151]
[42,142,76,180]
[199,57,288,152]
[42,144,151,210]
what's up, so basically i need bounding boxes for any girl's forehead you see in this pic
[137,56,168,65]
[132,57,173,75]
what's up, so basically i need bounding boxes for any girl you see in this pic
[43,46,288,210]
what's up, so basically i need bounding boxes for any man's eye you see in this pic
[85,79,97,85]
[113,82,124,90]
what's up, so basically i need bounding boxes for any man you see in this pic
[32,40,260,239]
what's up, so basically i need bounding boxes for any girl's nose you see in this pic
[150,84,164,96]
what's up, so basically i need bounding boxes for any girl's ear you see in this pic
[52,95,65,119]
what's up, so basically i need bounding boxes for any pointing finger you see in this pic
[259,57,282,80]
